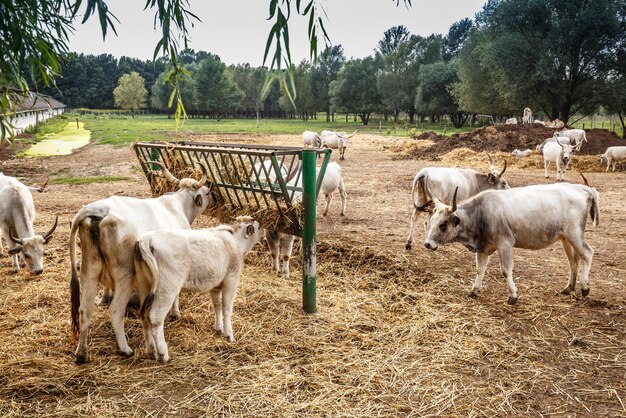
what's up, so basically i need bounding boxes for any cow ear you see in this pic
[487,173,496,184]
[8,246,22,255]
[194,194,203,207]
[451,215,461,227]
[246,224,255,237]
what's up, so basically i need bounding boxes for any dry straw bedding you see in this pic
[0,132,625,416]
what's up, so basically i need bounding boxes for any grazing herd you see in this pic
[0,122,622,364]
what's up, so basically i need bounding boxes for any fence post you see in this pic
[302,149,317,313]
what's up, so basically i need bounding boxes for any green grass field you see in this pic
[30,111,624,147]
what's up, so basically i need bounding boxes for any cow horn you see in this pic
[486,153,496,172]
[9,227,24,245]
[348,130,358,138]
[451,186,458,212]
[196,161,208,186]
[144,161,180,185]
[42,215,59,240]
[498,159,507,177]
[579,171,590,187]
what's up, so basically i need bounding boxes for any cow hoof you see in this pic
[581,287,590,297]
[117,348,134,358]
[75,354,89,365]
[226,335,235,343]
[340,213,345,217]
[405,242,412,251]
[167,313,181,321]
[560,286,573,295]
[507,296,518,305]
[323,212,328,217]
[468,290,478,299]
[158,354,170,363]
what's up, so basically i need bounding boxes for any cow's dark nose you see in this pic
[34,269,43,275]
[424,242,433,250]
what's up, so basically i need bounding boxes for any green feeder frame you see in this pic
[133,141,331,313]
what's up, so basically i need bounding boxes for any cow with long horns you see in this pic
[405,154,509,250]
[320,130,357,160]
[423,179,599,304]
[69,161,214,363]
[0,173,57,274]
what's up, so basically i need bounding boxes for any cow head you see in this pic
[486,154,510,189]
[233,216,262,255]
[423,178,461,251]
[555,141,574,165]
[144,160,215,213]
[8,215,58,274]
[600,153,607,164]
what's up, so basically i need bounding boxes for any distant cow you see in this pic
[543,141,574,181]
[423,181,599,304]
[302,131,321,148]
[405,155,509,251]
[0,174,57,273]
[134,217,261,362]
[505,118,518,125]
[511,149,533,157]
[320,130,356,160]
[522,108,532,124]
[600,146,626,171]
[536,136,577,153]
[555,129,587,152]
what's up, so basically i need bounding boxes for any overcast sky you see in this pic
[68,0,487,66]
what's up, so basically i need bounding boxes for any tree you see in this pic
[602,49,626,138]
[113,72,148,117]
[376,25,411,56]
[415,60,469,128]
[330,57,382,125]
[193,55,244,120]
[442,18,473,60]
[454,0,626,123]
[307,45,346,121]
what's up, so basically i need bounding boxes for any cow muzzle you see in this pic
[424,241,438,250]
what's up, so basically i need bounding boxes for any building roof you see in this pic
[11,91,66,114]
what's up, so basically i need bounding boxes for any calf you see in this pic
[511,148,533,157]
[505,117,518,125]
[600,146,626,171]
[543,141,574,181]
[423,181,599,304]
[0,173,57,273]
[265,161,347,278]
[405,155,509,251]
[134,217,261,362]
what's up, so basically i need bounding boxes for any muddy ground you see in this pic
[0,129,625,416]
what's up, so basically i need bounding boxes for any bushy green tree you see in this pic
[113,72,147,117]
[193,55,244,120]
[330,57,381,125]
[307,45,345,121]
[415,60,468,128]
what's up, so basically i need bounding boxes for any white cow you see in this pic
[511,149,533,157]
[405,155,509,251]
[536,136,577,153]
[302,131,321,148]
[134,217,261,362]
[522,108,532,124]
[69,161,214,363]
[0,173,57,273]
[543,141,574,181]
[555,129,587,151]
[505,118,518,125]
[600,146,626,171]
[265,161,347,278]
[320,130,356,160]
[423,182,599,304]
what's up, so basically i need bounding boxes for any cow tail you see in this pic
[314,133,322,148]
[412,174,432,212]
[69,214,81,339]
[136,238,159,319]
[590,188,600,227]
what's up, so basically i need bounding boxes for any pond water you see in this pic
[22,121,90,157]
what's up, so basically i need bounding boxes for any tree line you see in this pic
[42,0,626,133]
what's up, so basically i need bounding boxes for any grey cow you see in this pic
[423,181,599,304]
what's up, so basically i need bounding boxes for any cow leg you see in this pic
[405,209,420,251]
[338,180,347,216]
[568,238,594,297]
[497,245,517,304]
[323,193,333,216]
[168,295,181,320]
[469,252,490,298]
[108,278,134,357]
[280,235,296,279]
[138,289,157,360]
[210,288,223,334]
[560,239,579,295]
[544,161,550,178]
[265,230,280,273]
[74,264,101,364]
[221,277,239,342]
[148,291,177,362]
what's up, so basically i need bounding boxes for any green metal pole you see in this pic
[302,149,317,313]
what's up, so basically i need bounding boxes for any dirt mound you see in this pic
[404,125,624,160]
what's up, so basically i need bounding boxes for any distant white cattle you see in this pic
[511,149,533,157]
[505,118,518,125]
[543,141,574,181]
[554,129,587,152]
[522,108,532,124]
[320,130,356,160]
[302,131,321,148]
[536,136,577,153]
[600,146,626,171]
